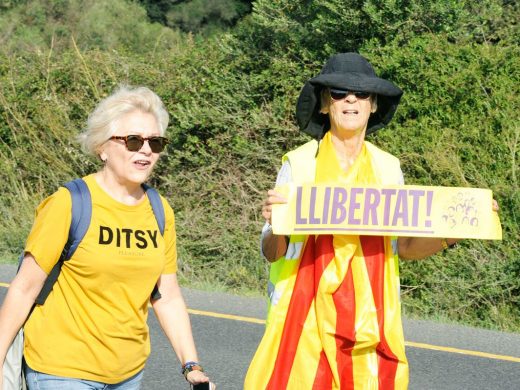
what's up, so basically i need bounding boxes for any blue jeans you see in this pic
[25,365,144,390]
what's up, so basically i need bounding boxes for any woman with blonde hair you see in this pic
[0,86,214,389]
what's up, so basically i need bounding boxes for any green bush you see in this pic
[0,0,181,54]
[0,0,518,332]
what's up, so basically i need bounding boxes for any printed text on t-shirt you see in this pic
[98,226,159,248]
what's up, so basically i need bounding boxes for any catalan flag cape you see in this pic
[245,133,408,389]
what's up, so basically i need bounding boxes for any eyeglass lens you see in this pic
[330,89,371,100]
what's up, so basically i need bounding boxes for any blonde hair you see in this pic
[78,85,169,156]
[320,88,378,114]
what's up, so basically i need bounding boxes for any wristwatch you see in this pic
[182,361,203,380]
[441,238,457,250]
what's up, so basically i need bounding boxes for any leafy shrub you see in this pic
[0,0,181,54]
[0,0,518,331]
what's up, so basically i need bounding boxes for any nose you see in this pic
[345,92,357,102]
[139,139,153,154]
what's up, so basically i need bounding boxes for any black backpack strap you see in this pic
[142,184,166,300]
[35,179,92,305]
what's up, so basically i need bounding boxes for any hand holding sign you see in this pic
[262,189,288,225]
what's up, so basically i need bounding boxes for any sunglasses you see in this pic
[109,135,169,153]
[329,89,371,101]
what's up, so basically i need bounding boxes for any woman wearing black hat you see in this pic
[245,53,497,389]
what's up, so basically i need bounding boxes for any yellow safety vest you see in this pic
[266,139,403,323]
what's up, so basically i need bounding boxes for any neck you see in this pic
[94,170,144,205]
[329,128,366,172]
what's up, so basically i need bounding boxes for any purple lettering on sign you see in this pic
[408,189,425,227]
[322,187,331,224]
[392,189,409,226]
[331,187,348,224]
[425,190,433,227]
[296,186,307,224]
[309,187,320,224]
[382,189,397,225]
[363,188,380,225]
[348,187,363,225]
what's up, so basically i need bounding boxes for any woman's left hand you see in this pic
[186,369,215,388]
[492,199,499,212]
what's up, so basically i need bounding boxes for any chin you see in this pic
[337,126,365,134]
[128,172,152,185]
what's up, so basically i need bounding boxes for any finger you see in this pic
[262,209,272,224]
[267,189,279,197]
[265,197,287,206]
[492,199,499,211]
[267,189,287,203]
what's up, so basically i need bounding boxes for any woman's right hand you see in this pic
[261,189,290,262]
[261,189,288,225]
[186,369,215,389]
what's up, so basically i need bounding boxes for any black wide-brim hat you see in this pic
[296,52,403,139]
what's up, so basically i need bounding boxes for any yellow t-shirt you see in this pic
[23,174,177,383]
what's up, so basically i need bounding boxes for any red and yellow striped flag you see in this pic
[245,233,408,389]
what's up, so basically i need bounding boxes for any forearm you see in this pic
[398,237,459,260]
[0,280,41,363]
[152,294,198,364]
[0,255,50,364]
[262,230,289,262]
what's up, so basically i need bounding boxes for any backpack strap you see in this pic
[142,184,165,235]
[34,179,92,305]
[142,183,165,300]
[63,179,92,259]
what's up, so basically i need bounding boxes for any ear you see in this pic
[370,95,378,113]
[97,142,108,162]
[99,149,108,163]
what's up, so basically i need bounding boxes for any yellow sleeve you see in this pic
[25,187,72,274]
[161,197,178,274]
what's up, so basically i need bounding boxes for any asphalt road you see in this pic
[1,264,519,389]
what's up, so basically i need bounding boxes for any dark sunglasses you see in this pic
[109,135,169,153]
[329,89,371,101]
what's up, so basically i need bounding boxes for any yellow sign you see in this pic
[272,183,502,239]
